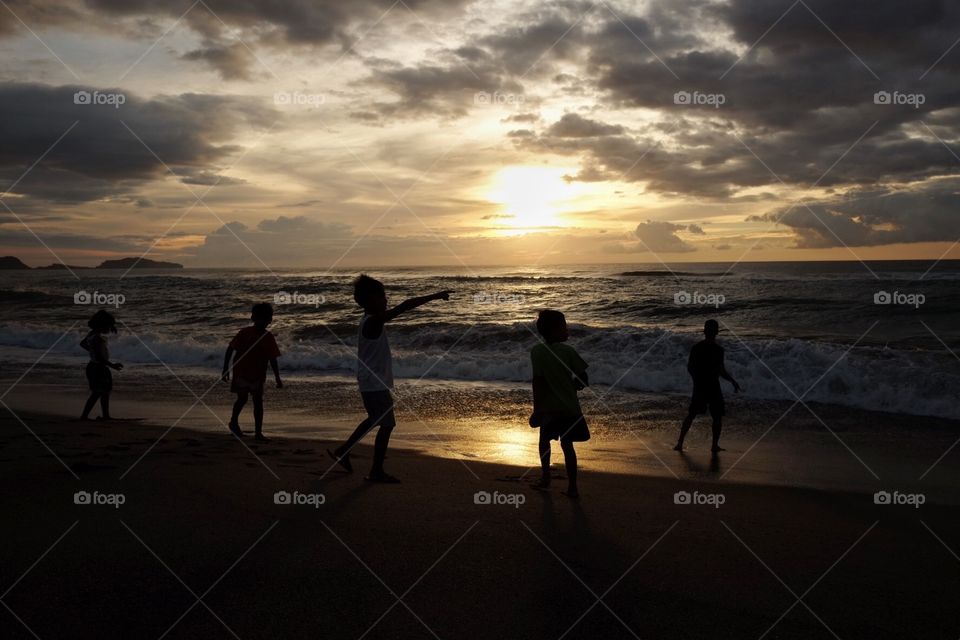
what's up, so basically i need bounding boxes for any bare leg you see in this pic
[560,439,578,497]
[252,393,266,440]
[536,431,551,487]
[674,413,695,451]
[336,417,375,457]
[81,392,100,420]
[99,392,111,419]
[711,417,724,452]
[371,424,394,475]
[229,392,248,435]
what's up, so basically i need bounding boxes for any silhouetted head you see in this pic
[251,302,274,328]
[354,274,387,313]
[88,309,117,334]
[704,319,720,339]
[536,309,568,343]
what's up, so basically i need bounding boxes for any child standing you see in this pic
[222,303,282,442]
[80,310,123,420]
[529,309,589,498]
[327,275,450,483]
[673,319,740,452]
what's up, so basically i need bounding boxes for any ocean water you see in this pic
[0,261,958,419]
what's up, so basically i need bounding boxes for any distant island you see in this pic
[96,257,184,270]
[0,256,184,270]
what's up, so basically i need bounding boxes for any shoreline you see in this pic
[4,372,959,504]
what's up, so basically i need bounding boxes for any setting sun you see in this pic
[486,166,582,231]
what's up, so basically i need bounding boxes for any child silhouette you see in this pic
[222,303,283,442]
[80,309,123,420]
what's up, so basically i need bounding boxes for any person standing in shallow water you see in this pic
[80,309,123,421]
[674,319,741,453]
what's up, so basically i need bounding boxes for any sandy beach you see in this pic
[3,383,959,639]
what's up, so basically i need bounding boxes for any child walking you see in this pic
[529,309,589,498]
[222,303,282,442]
[80,310,123,420]
[327,275,450,483]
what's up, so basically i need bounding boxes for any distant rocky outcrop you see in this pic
[0,256,30,269]
[0,256,184,270]
[36,263,89,270]
[96,257,184,269]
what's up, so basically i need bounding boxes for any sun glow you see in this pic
[486,166,582,232]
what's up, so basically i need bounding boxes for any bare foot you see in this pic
[673,443,684,451]
[711,445,725,452]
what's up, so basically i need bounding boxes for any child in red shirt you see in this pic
[222,303,282,441]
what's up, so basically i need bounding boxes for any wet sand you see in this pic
[2,398,960,639]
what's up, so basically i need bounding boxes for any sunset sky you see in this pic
[1,0,959,267]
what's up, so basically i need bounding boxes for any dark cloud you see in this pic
[546,113,625,137]
[749,181,960,248]
[363,48,525,119]
[1,0,473,78]
[181,41,256,80]
[0,82,273,205]
[634,220,695,253]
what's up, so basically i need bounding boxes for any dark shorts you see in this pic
[361,390,396,429]
[231,375,265,395]
[689,385,724,418]
[85,361,112,393]
[541,414,590,442]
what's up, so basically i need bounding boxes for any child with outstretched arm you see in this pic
[327,275,451,483]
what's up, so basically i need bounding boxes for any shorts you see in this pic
[231,375,265,394]
[361,390,396,429]
[689,386,725,418]
[85,361,112,393]
[541,413,590,442]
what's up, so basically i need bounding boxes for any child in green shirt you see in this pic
[529,309,590,497]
